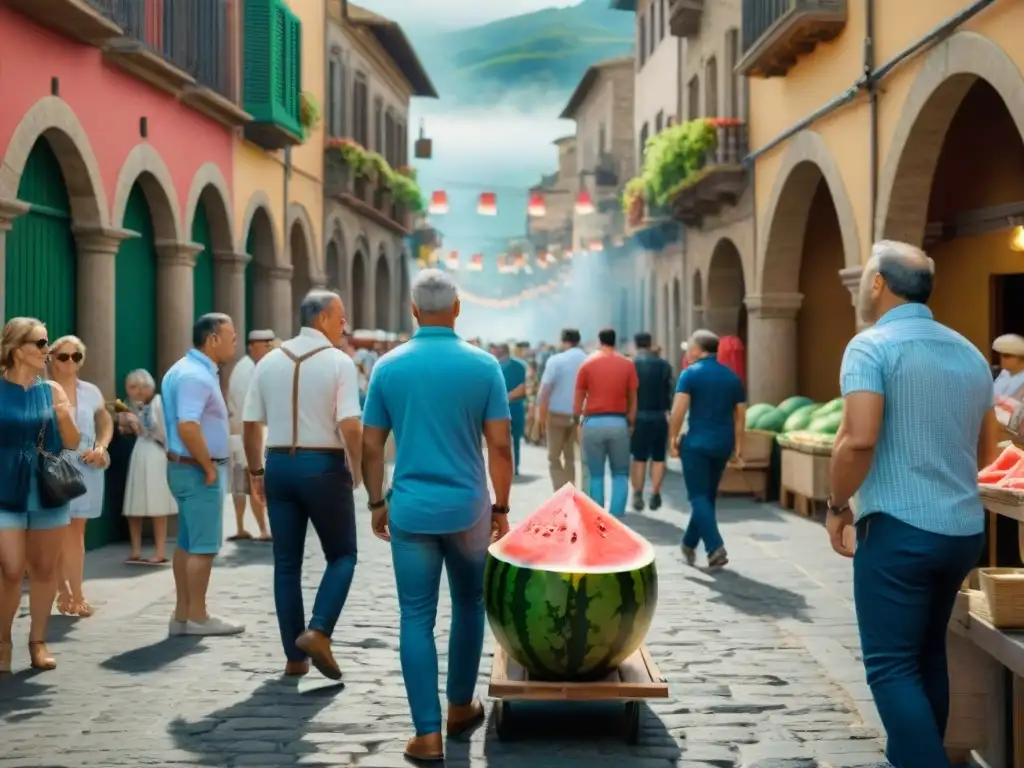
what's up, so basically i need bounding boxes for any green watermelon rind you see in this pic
[782,403,821,433]
[745,403,774,429]
[808,411,843,435]
[777,396,814,417]
[483,554,658,682]
[753,406,787,433]
[816,398,844,416]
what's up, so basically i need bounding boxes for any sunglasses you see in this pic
[24,338,49,350]
[54,352,84,363]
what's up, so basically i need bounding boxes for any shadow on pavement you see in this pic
[215,542,275,569]
[0,668,51,721]
[696,568,810,622]
[168,676,344,761]
[467,700,679,763]
[625,512,686,546]
[101,636,205,674]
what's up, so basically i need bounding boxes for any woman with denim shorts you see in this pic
[0,317,81,672]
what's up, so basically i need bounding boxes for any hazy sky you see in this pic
[358,0,576,29]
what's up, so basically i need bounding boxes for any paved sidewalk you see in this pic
[0,445,886,767]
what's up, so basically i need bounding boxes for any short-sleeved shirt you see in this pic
[501,357,527,417]
[243,328,361,450]
[539,346,587,415]
[840,303,993,536]
[676,356,745,457]
[575,350,638,416]
[161,349,230,459]
[634,352,674,418]
[362,326,510,535]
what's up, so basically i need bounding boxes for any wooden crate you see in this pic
[718,462,768,501]
[780,446,831,516]
[944,630,992,751]
[742,430,775,465]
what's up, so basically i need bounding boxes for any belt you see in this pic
[582,413,627,421]
[266,446,347,454]
[167,452,229,466]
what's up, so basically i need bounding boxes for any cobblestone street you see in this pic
[0,446,887,767]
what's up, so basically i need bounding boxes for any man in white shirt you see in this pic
[242,289,363,680]
[227,329,274,542]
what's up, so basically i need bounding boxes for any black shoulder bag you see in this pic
[36,417,86,508]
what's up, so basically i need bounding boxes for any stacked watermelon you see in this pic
[979,444,1024,489]
[745,396,845,437]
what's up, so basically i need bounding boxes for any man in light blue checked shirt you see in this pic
[826,241,1000,768]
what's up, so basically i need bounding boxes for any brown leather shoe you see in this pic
[28,641,56,671]
[284,659,310,677]
[294,630,341,680]
[447,699,485,736]
[404,732,443,762]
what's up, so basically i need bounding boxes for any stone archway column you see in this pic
[156,241,201,376]
[213,250,249,357]
[0,198,30,322]
[839,266,871,331]
[691,304,705,332]
[267,265,293,339]
[745,292,803,405]
[74,226,133,398]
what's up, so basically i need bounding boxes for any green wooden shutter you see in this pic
[115,183,158,396]
[5,138,76,338]
[287,10,302,124]
[242,0,301,135]
[192,201,215,318]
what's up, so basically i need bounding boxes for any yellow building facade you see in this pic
[738,0,1024,404]
[234,0,326,340]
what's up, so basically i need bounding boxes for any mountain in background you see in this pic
[412,0,634,109]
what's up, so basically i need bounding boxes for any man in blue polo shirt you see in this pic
[162,313,243,637]
[361,269,513,763]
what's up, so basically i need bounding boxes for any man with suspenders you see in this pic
[242,289,363,679]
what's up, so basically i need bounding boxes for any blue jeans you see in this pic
[681,447,728,554]
[264,450,357,662]
[390,512,491,736]
[854,513,983,768]
[581,417,630,517]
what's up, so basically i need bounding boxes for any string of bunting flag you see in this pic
[415,243,611,274]
[426,188,596,217]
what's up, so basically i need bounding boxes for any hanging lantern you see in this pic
[445,251,460,269]
[414,120,433,159]
[467,254,483,271]
[428,190,449,215]
[574,190,595,215]
[477,192,498,216]
[527,192,546,217]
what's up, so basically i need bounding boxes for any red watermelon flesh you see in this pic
[978,445,1024,485]
[494,484,653,572]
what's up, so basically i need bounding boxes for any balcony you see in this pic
[92,0,249,127]
[738,0,847,78]
[242,0,303,150]
[323,151,351,200]
[669,121,748,226]
[593,154,619,188]
[668,0,703,38]
[6,0,122,46]
[325,150,410,235]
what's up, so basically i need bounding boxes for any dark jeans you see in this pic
[265,450,358,662]
[854,513,984,768]
[681,447,729,554]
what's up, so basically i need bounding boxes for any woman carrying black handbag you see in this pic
[0,317,81,674]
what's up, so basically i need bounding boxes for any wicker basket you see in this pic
[978,568,1024,628]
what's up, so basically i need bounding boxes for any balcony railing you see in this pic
[669,121,748,226]
[88,0,237,102]
[738,0,847,78]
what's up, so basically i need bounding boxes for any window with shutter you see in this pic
[384,110,396,167]
[242,0,303,148]
[353,73,368,146]
[328,60,338,136]
[374,97,383,152]
[397,121,407,167]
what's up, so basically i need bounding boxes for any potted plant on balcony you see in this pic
[325,137,367,196]
[300,92,322,138]
[391,166,424,227]
[363,152,394,211]
[622,177,646,228]
[643,119,716,206]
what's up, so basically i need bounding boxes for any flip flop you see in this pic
[143,557,169,565]
[257,534,273,542]
[124,556,144,565]
[226,532,254,542]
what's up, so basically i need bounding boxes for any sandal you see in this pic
[143,557,169,565]
[28,641,56,671]
[0,640,11,674]
[227,532,253,542]
[124,555,144,565]
[71,600,94,618]
[257,534,273,542]
[55,593,74,616]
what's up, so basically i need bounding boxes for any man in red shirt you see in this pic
[574,328,638,517]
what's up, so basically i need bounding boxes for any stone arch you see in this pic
[757,130,861,295]
[324,214,348,307]
[350,235,371,329]
[691,268,703,330]
[876,32,1024,245]
[0,95,108,228]
[239,190,280,263]
[110,143,181,243]
[184,162,234,252]
[398,249,411,333]
[375,243,392,330]
[705,238,747,337]
[287,202,321,284]
[672,275,682,361]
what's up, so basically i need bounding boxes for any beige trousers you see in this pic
[546,413,577,491]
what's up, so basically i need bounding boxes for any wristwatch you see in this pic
[368,498,387,511]
[826,495,850,515]
[491,504,510,515]
[249,468,265,477]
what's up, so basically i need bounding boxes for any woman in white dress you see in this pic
[121,369,176,564]
[49,336,112,618]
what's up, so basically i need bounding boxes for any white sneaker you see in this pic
[169,617,188,637]
[185,616,245,636]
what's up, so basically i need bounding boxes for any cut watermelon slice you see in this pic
[980,445,1024,477]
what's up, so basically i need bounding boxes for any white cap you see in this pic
[993,334,1024,357]
[248,330,275,342]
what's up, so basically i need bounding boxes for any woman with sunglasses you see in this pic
[48,336,112,618]
[0,317,80,672]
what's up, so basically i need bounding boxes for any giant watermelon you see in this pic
[753,406,788,433]
[745,403,774,429]
[783,403,820,433]
[484,485,657,682]
[777,396,814,417]
[808,411,843,435]
[816,397,844,416]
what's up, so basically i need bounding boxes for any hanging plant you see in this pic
[391,174,425,212]
[622,177,646,226]
[325,137,368,176]
[359,150,393,184]
[641,119,716,206]
[299,92,321,134]
[395,165,417,181]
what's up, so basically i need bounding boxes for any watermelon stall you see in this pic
[485,485,669,743]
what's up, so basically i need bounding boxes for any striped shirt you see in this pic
[840,303,993,537]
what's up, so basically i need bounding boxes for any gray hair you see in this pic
[299,289,341,328]
[689,329,720,356]
[867,240,935,304]
[193,313,232,348]
[411,269,458,313]
[125,368,155,389]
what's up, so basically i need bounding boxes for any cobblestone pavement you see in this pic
[0,446,887,767]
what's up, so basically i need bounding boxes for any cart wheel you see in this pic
[624,701,641,744]
[494,700,514,741]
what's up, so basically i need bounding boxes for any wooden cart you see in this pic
[488,644,669,744]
